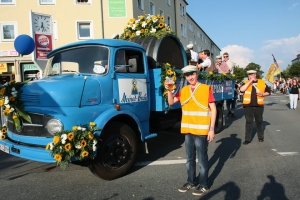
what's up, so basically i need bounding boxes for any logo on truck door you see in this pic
[118,79,147,103]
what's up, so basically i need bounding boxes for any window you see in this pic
[77,21,93,40]
[40,0,55,4]
[181,24,186,38]
[159,9,164,17]
[188,21,193,31]
[76,0,91,4]
[137,0,144,10]
[0,0,15,4]
[0,22,17,42]
[167,0,171,6]
[200,33,203,42]
[180,4,185,17]
[204,37,206,44]
[150,2,155,15]
[167,16,171,28]
[115,50,145,74]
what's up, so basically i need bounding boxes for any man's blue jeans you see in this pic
[185,134,209,188]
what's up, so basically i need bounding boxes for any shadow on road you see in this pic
[199,181,241,200]
[208,134,241,188]
[257,175,288,200]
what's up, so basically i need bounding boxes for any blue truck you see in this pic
[0,35,234,180]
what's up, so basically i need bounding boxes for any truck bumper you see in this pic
[0,138,55,163]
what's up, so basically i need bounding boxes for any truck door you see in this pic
[113,49,149,122]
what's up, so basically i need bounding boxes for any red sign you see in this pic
[35,33,53,59]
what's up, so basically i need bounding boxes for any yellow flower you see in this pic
[88,132,94,140]
[158,23,164,28]
[140,29,145,33]
[2,112,8,116]
[156,14,160,18]
[172,85,175,90]
[167,70,173,76]
[232,74,236,77]
[13,115,18,120]
[222,72,226,76]
[5,107,10,114]
[53,136,60,144]
[72,126,78,131]
[147,19,151,24]
[0,99,4,106]
[172,76,177,82]
[145,29,149,33]
[163,90,168,97]
[64,143,72,151]
[162,28,166,32]
[89,122,96,127]
[54,154,62,162]
[0,88,5,95]
[45,143,50,150]
[209,71,213,75]
[125,32,129,37]
[9,96,15,102]
[67,132,74,141]
[80,140,87,148]
[131,32,136,37]
[81,151,89,157]
[1,134,6,139]
[160,16,165,21]
[135,23,139,27]
[139,15,144,20]
[1,127,7,134]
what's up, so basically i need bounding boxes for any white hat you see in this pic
[112,33,119,39]
[186,44,193,49]
[181,65,197,74]
[247,70,257,74]
[216,55,222,59]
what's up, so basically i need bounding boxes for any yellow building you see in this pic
[0,0,220,82]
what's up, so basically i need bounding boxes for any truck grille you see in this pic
[8,113,54,137]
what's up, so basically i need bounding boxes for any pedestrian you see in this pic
[215,55,230,73]
[239,70,270,144]
[165,65,216,196]
[223,52,234,74]
[197,49,216,72]
[289,78,299,110]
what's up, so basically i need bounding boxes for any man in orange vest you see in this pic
[165,65,216,196]
[240,70,270,145]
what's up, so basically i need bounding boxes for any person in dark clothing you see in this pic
[239,70,270,145]
[288,78,299,110]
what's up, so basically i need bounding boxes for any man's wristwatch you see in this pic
[209,127,214,131]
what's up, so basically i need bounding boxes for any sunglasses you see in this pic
[184,71,195,76]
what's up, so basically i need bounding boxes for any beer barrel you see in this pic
[132,35,187,69]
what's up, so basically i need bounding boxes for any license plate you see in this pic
[0,144,10,154]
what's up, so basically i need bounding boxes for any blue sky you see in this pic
[186,0,300,74]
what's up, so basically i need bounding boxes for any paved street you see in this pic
[1,93,300,199]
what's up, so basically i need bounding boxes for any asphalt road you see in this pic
[0,93,300,200]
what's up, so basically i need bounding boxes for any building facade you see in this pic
[291,54,300,65]
[0,0,220,82]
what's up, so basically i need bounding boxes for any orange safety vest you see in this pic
[243,79,266,105]
[180,83,211,135]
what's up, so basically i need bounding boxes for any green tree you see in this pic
[280,64,291,78]
[233,65,247,82]
[244,62,264,78]
[289,62,300,77]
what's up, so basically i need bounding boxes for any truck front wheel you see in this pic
[89,122,137,180]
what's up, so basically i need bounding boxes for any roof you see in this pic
[47,39,145,58]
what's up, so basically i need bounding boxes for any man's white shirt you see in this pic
[190,50,199,62]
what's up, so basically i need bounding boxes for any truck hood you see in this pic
[20,74,101,107]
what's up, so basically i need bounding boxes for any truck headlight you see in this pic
[46,119,63,135]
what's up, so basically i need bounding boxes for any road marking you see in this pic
[135,159,187,166]
[277,152,300,156]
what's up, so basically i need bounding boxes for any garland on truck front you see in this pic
[120,13,174,40]
[46,122,101,170]
[0,80,32,131]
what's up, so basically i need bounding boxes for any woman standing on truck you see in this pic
[165,65,217,196]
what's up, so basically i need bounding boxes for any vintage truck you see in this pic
[0,35,235,180]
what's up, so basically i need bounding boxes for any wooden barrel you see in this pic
[132,35,187,69]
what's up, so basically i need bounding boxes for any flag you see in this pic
[265,54,281,83]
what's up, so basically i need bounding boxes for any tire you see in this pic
[214,104,223,134]
[89,122,137,180]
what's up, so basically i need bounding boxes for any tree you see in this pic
[289,62,300,77]
[244,62,264,78]
[233,65,247,83]
[280,64,291,78]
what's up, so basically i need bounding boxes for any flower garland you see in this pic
[0,80,32,131]
[46,122,101,170]
[120,13,174,40]
[0,126,7,140]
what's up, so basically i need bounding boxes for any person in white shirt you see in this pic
[223,52,234,74]
[187,44,199,62]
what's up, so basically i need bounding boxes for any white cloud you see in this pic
[288,2,299,9]
[259,34,300,72]
[221,45,254,68]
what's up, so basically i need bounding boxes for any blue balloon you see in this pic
[14,34,35,55]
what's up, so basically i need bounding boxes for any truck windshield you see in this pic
[44,46,109,76]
